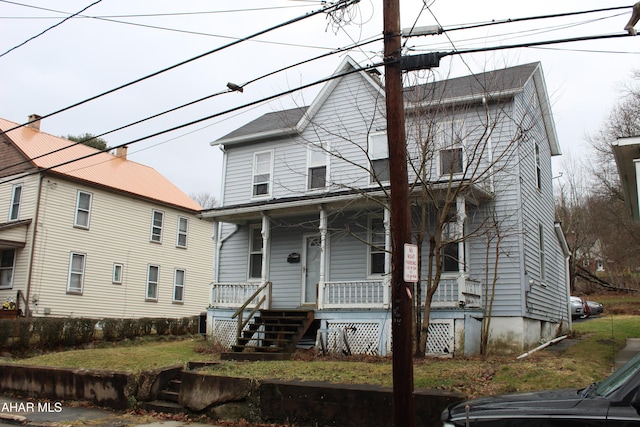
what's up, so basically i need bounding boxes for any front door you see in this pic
[302,235,321,305]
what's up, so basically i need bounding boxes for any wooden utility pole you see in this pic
[382,0,416,426]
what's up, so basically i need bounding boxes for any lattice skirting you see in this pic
[321,321,382,356]
[211,319,236,348]
[426,319,454,356]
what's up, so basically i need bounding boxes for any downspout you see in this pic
[25,173,45,318]
[261,213,271,285]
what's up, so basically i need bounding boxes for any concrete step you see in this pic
[141,400,185,414]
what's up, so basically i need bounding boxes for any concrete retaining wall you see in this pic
[0,364,466,426]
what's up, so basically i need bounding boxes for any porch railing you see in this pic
[319,279,389,309]
[209,275,481,310]
[210,282,270,309]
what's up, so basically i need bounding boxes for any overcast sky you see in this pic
[1,1,638,199]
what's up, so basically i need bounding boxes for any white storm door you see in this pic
[302,235,322,305]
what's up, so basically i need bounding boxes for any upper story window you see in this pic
[252,150,273,198]
[368,133,389,183]
[74,191,92,229]
[535,142,542,191]
[176,216,188,248]
[248,225,263,280]
[150,210,164,243]
[112,263,124,284]
[307,143,327,190]
[146,264,159,301]
[369,216,385,275]
[9,183,22,221]
[0,249,16,289]
[438,120,465,176]
[67,252,86,294]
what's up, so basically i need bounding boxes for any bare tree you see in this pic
[190,192,218,209]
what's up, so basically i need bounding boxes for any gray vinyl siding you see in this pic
[221,72,386,207]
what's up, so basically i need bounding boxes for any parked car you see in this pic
[570,296,585,319]
[441,350,640,426]
[587,300,604,316]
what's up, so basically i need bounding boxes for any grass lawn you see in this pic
[4,295,640,399]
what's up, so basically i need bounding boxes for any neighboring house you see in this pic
[0,116,213,319]
[202,57,570,356]
[575,239,606,273]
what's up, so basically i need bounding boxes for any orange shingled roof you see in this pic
[0,117,202,211]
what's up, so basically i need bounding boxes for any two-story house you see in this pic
[202,57,570,356]
[0,116,213,319]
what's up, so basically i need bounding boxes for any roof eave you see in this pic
[213,127,299,147]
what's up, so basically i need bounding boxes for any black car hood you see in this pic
[447,388,584,419]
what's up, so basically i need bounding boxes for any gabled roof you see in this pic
[0,117,202,211]
[214,59,559,156]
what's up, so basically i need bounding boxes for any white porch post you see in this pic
[261,213,271,286]
[456,196,467,303]
[383,206,391,308]
[318,206,327,309]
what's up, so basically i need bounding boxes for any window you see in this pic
[442,211,463,273]
[173,269,185,302]
[74,191,92,228]
[369,216,385,275]
[596,259,604,272]
[112,263,123,284]
[535,142,542,191]
[442,242,459,272]
[176,217,188,248]
[248,225,263,279]
[9,184,22,221]
[307,143,327,190]
[0,250,16,289]
[368,133,389,183]
[146,265,159,300]
[252,151,273,197]
[539,224,546,281]
[150,210,164,243]
[438,121,465,175]
[67,252,86,294]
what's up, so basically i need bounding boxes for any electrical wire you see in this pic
[0,61,383,186]
[0,0,360,136]
[0,0,102,59]
[0,35,383,174]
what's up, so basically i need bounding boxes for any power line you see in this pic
[0,62,382,187]
[0,36,383,174]
[0,0,360,136]
[0,0,102,58]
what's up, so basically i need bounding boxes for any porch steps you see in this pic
[222,309,314,361]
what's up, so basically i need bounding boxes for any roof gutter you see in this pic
[213,127,298,147]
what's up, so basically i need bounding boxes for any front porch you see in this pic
[207,276,482,357]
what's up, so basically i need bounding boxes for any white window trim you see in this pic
[535,142,542,191]
[9,183,22,221]
[368,132,389,184]
[0,249,16,290]
[173,268,185,303]
[176,216,188,248]
[74,190,93,229]
[67,252,86,294]
[146,264,160,301]
[306,142,328,191]
[437,120,466,177]
[368,215,385,277]
[150,210,164,243]
[248,224,263,281]
[112,263,124,284]
[251,149,274,199]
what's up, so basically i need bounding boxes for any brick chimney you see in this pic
[27,114,41,131]
[115,146,128,159]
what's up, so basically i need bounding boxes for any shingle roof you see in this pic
[0,118,202,211]
[217,106,308,142]
[405,62,539,103]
